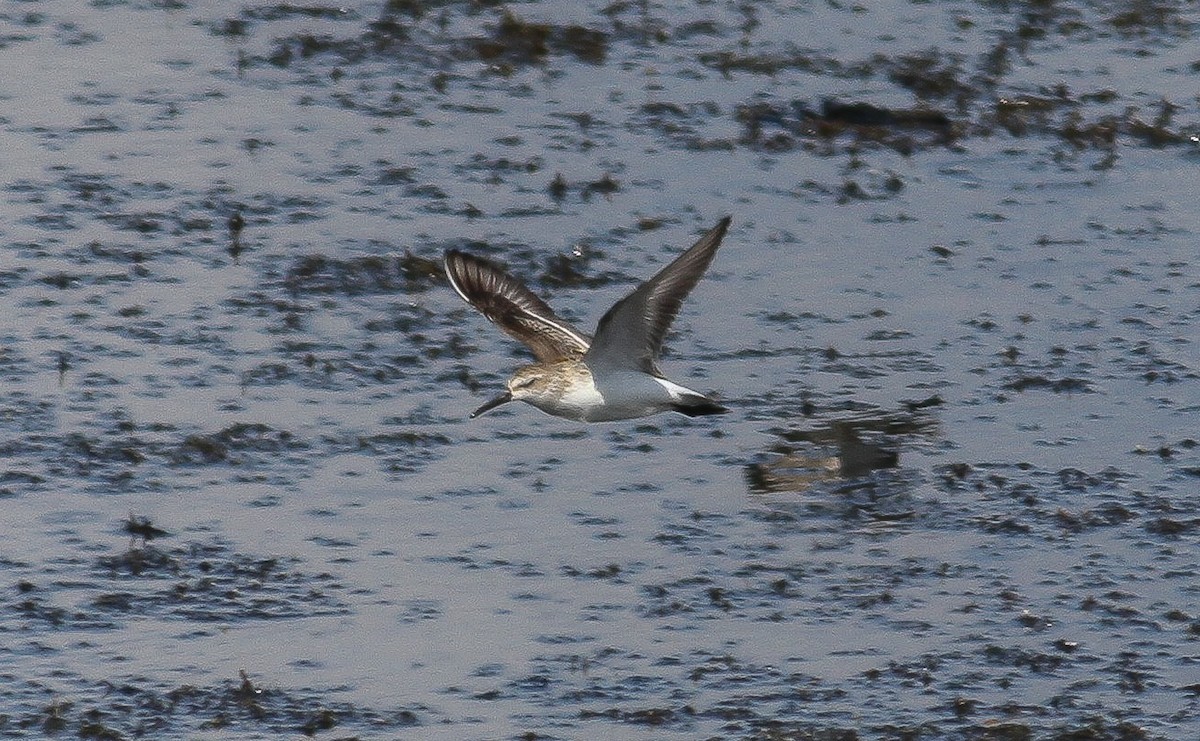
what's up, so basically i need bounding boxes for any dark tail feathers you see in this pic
[673,398,728,417]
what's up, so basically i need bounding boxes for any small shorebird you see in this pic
[444,216,731,422]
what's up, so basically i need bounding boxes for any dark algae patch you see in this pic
[1,671,423,738]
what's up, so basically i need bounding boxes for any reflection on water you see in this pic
[748,411,938,491]
[747,410,938,523]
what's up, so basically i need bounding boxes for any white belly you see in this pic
[526,370,706,422]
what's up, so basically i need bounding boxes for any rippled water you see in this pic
[1,1,1197,738]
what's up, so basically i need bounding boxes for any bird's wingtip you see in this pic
[706,215,732,240]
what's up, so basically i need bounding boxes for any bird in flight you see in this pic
[443,217,731,422]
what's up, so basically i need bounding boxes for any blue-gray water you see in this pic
[1,1,1197,738]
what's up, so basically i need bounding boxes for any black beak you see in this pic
[470,391,513,418]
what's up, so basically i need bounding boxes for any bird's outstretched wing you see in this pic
[444,250,591,362]
[585,217,731,374]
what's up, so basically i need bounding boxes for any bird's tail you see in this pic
[673,397,728,417]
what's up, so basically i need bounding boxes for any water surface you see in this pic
[1,1,1197,738]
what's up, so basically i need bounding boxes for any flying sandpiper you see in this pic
[444,216,732,422]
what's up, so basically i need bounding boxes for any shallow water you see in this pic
[1,1,1198,739]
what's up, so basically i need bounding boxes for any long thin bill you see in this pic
[470,390,513,418]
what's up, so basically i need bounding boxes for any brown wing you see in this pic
[444,250,591,362]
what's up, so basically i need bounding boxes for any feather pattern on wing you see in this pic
[444,250,591,362]
[584,216,731,374]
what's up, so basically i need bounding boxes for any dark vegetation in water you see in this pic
[473,10,609,67]
[5,670,423,738]
[218,0,1198,159]
[244,4,609,72]
[283,251,444,296]
[12,536,348,630]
